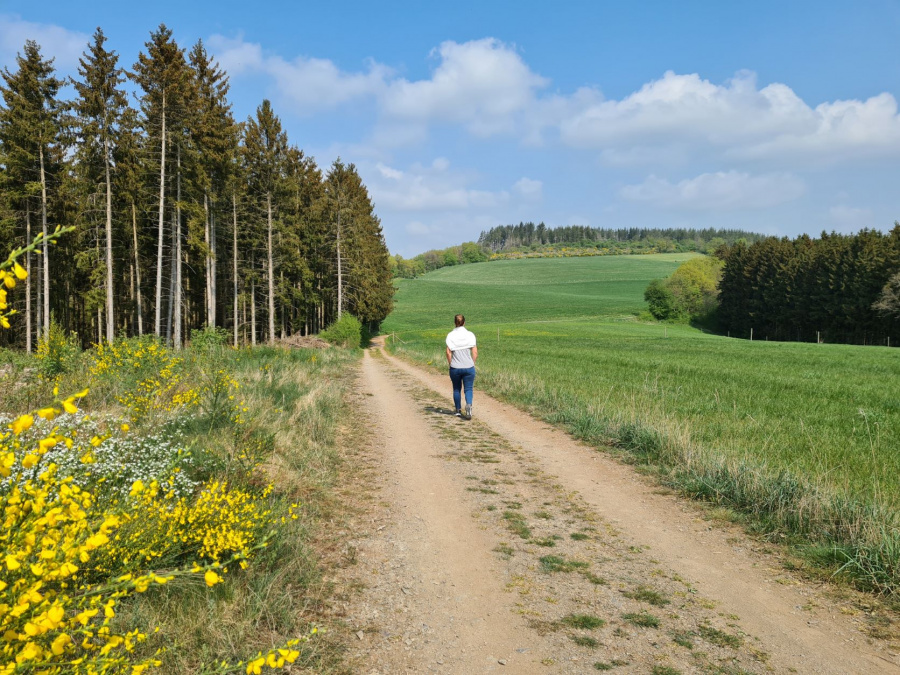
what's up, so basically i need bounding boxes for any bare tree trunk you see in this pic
[129,261,135,333]
[39,145,49,340]
[204,192,211,327]
[154,93,166,336]
[131,202,144,335]
[250,272,257,346]
[104,137,115,343]
[336,200,343,320]
[167,208,175,345]
[25,204,31,353]
[210,208,216,328]
[232,194,238,348]
[280,270,285,339]
[173,144,182,348]
[267,191,275,343]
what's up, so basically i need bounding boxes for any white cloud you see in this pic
[208,34,547,137]
[203,35,900,165]
[381,38,548,136]
[368,160,509,212]
[513,177,543,199]
[0,14,89,71]
[558,70,900,165]
[208,33,392,114]
[620,171,805,211]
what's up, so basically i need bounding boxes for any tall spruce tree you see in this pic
[0,39,63,342]
[242,100,287,344]
[71,28,128,343]
[131,24,189,338]
[188,40,236,330]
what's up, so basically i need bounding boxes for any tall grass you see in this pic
[0,342,359,672]
[383,254,900,593]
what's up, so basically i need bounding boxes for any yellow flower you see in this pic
[121,423,130,432]
[11,414,34,435]
[50,633,71,656]
[129,480,144,497]
[36,407,58,421]
[204,570,222,587]
[12,262,27,280]
[61,399,78,414]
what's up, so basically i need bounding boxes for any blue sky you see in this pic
[1,0,899,256]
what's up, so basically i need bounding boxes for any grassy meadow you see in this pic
[383,254,900,592]
[0,332,358,673]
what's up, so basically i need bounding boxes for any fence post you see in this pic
[750,328,753,342]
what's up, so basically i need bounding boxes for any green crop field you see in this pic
[383,254,900,591]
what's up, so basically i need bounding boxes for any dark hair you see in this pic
[454,314,465,327]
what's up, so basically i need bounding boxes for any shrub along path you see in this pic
[337,340,900,674]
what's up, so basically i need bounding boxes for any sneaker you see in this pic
[465,404,472,420]
[455,409,462,417]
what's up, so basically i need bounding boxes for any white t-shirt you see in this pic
[446,326,476,369]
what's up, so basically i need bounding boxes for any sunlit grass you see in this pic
[383,254,900,592]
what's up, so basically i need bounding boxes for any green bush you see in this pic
[644,279,682,321]
[190,325,231,351]
[320,313,363,348]
[643,255,723,324]
[36,319,81,377]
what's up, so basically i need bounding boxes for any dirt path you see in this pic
[339,344,900,674]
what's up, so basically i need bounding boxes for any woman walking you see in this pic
[446,314,478,419]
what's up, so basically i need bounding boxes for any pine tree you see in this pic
[187,40,237,330]
[131,24,189,338]
[242,100,287,344]
[71,28,128,343]
[0,39,63,342]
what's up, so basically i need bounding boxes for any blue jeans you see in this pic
[449,367,476,410]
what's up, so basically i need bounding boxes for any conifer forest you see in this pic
[0,24,394,350]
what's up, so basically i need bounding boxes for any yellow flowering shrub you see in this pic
[94,480,283,574]
[0,235,312,673]
[0,409,172,672]
[89,339,200,423]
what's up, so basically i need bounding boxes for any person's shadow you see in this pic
[425,406,458,416]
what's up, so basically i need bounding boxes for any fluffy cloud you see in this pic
[371,159,509,211]
[620,171,805,211]
[381,38,548,136]
[204,35,900,166]
[0,14,89,71]
[208,35,546,135]
[513,177,543,199]
[208,34,392,114]
[560,70,900,164]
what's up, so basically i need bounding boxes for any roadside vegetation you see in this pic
[383,253,900,594]
[0,234,359,673]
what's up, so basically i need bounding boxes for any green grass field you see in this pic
[383,254,900,591]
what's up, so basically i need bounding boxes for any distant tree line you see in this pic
[0,24,393,350]
[717,226,900,345]
[390,241,488,279]
[392,225,766,280]
[478,223,764,253]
